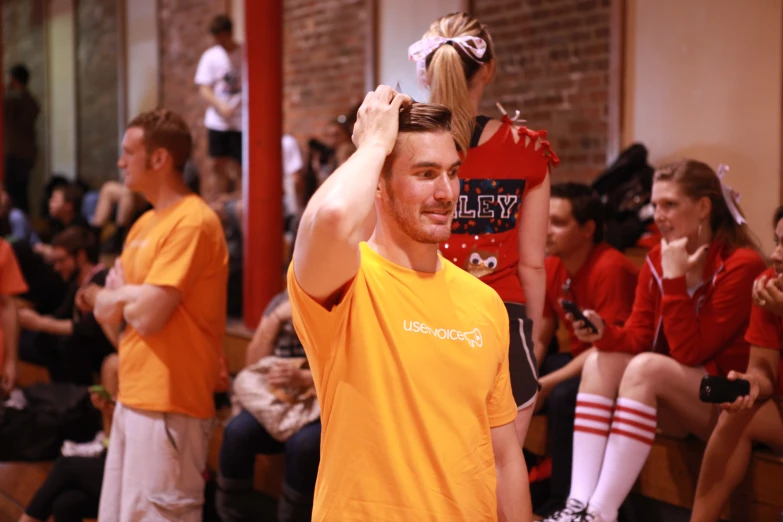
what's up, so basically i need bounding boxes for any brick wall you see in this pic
[77,0,119,189]
[475,0,612,182]
[158,0,226,179]
[283,0,368,146]
[2,0,46,214]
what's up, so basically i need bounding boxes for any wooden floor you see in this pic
[0,461,52,522]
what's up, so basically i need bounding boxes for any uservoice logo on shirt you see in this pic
[402,320,483,348]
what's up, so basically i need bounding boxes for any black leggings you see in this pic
[25,455,105,522]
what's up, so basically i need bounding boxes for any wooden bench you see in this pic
[524,411,783,521]
[211,323,287,498]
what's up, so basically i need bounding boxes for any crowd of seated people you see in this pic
[1,107,781,522]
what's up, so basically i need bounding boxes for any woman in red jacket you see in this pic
[409,12,559,452]
[543,160,766,522]
[690,206,783,522]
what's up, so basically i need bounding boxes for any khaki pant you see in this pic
[98,403,214,522]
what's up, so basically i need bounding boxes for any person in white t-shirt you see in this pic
[195,14,243,202]
[282,134,304,236]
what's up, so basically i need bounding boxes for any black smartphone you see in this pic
[699,375,751,404]
[560,300,598,334]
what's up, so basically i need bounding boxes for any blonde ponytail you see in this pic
[428,45,474,153]
[417,13,495,153]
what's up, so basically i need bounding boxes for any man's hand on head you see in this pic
[352,85,412,156]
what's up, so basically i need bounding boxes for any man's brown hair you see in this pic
[127,109,192,172]
[54,183,84,212]
[382,102,455,176]
[52,226,99,264]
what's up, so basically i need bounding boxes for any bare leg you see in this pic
[619,353,716,440]
[515,399,536,445]
[18,514,43,522]
[691,399,783,522]
[558,351,633,509]
[579,351,634,398]
[91,181,124,227]
[587,354,715,522]
[514,404,535,520]
[115,187,139,227]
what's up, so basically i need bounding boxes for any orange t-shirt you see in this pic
[288,243,518,522]
[0,238,28,365]
[118,194,228,419]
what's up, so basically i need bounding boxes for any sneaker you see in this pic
[542,498,587,522]
[578,510,615,522]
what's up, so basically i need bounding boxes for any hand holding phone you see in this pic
[561,300,599,334]
[89,385,114,404]
[699,375,751,404]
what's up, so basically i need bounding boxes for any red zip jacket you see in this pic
[595,241,766,376]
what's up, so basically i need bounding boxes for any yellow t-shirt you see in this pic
[118,194,228,419]
[288,242,517,522]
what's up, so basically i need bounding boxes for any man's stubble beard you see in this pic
[385,191,452,245]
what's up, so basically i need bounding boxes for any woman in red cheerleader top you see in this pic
[410,13,559,450]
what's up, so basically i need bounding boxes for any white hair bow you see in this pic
[407,35,487,88]
[716,164,745,225]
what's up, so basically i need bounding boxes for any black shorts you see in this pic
[208,129,242,165]
[505,303,540,409]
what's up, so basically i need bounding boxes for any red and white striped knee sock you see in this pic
[587,397,657,522]
[567,393,614,505]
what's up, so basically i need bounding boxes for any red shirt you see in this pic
[744,267,783,393]
[544,243,639,357]
[0,239,28,366]
[439,117,558,303]
[596,241,766,376]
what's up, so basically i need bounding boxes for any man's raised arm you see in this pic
[293,86,410,302]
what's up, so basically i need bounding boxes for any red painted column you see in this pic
[0,7,4,184]
[242,0,283,329]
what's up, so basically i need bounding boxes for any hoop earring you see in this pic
[697,222,703,239]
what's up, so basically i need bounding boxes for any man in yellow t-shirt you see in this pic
[94,109,228,522]
[289,86,528,522]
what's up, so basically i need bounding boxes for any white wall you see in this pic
[125,0,159,120]
[623,0,782,252]
[46,0,76,180]
[377,0,467,102]
[231,0,245,44]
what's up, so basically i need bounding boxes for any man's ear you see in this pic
[150,148,168,170]
[583,220,596,241]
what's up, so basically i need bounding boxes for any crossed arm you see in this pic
[94,283,181,337]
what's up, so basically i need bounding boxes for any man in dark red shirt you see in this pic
[536,183,638,517]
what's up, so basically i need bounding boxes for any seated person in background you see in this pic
[18,353,118,522]
[307,118,355,187]
[35,183,88,261]
[0,180,40,246]
[89,180,150,254]
[19,226,116,384]
[535,183,638,517]
[1,213,66,317]
[0,237,28,395]
[690,206,783,522]
[217,288,320,522]
[544,160,766,522]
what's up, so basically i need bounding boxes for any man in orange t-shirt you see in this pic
[94,109,228,522]
[0,237,28,395]
[289,86,528,521]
